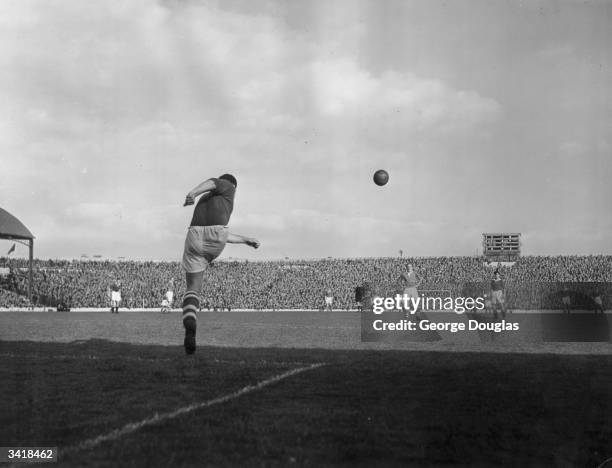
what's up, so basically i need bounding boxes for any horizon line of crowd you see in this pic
[1,255,611,310]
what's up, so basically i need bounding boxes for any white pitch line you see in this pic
[63,362,326,455]
[212,359,318,367]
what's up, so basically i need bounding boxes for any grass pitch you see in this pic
[0,312,611,467]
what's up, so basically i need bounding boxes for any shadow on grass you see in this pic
[1,339,610,467]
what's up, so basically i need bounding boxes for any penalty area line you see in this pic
[63,362,326,455]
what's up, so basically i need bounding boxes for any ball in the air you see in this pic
[373,169,389,186]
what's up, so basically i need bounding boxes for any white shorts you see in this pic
[161,299,169,307]
[182,225,229,273]
[111,291,121,303]
[325,297,333,305]
[491,290,504,304]
[561,295,571,305]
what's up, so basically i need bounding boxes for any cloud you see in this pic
[558,140,588,158]
[310,59,500,133]
[0,0,500,152]
[231,213,287,232]
[538,44,575,60]
[64,203,125,223]
[14,0,611,260]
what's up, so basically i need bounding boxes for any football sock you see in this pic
[182,290,200,322]
[182,290,199,354]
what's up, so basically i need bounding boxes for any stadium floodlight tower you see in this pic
[0,207,35,303]
[482,233,521,262]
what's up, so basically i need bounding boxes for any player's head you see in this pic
[494,270,500,278]
[219,173,237,187]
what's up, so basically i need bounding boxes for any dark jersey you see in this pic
[190,178,235,227]
[491,278,504,291]
[403,271,418,287]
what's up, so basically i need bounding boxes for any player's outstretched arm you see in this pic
[183,178,216,206]
[227,232,260,249]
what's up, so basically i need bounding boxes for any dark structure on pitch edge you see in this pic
[0,207,35,303]
[482,233,521,261]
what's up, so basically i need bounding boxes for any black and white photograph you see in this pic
[1,1,611,466]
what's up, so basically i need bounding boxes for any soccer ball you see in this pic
[373,169,389,186]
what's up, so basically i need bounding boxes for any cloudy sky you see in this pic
[1,0,610,260]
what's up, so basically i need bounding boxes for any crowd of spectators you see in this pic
[0,288,30,308]
[0,255,611,310]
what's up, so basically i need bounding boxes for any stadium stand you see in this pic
[0,256,611,310]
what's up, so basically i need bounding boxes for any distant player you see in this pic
[355,285,365,312]
[593,291,604,314]
[400,264,419,317]
[490,271,506,318]
[324,289,333,311]
[181,174,260,354]
[161,279,174,313]
[110,280,121,313]
[561,289,571,314]
[483,293,492,314]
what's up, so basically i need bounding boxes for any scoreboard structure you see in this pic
[482,233,521,259]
